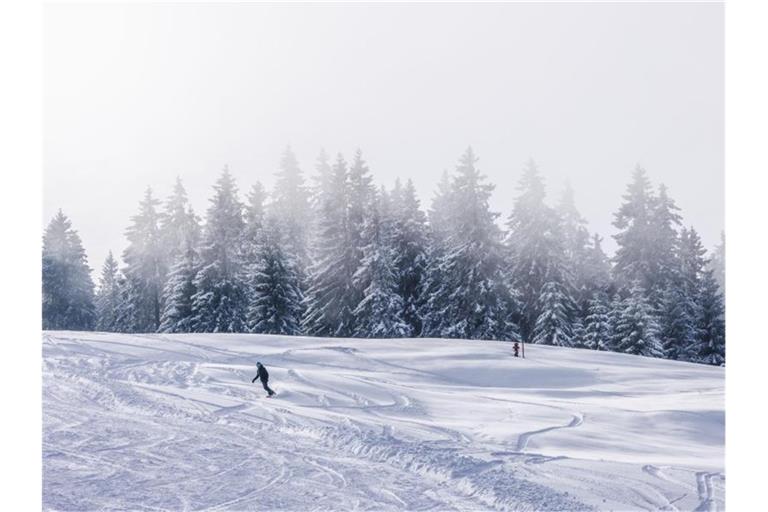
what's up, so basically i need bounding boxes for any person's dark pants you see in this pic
[260,379,275,396]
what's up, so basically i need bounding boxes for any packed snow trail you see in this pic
[43,332,724,511]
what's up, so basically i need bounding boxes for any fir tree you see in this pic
[159,243,199,333]
[506,159,571,342]
[709,231,725,295]
[42,210,95,330]
[582,234,613,295]
[532,281,576,346]
[390,178,428,335]
[271,146,311,271]
[419,171,453,337]
[303,154,357,336]
[648,184,683,302]
[160,177,200,264]
[121,187,165,332]
[95,251,121,332]
[422,148,518,340]
[558,182,591,297]
[242,181,268,266]
[612,282,664,357]
[583,294,611,350]
[191,167,248,333]
[695,268,725,365]
[658,283,699,360]
[246,217,304,335]
[659,227,706,360]
[352,191,410,338]
[612,167,656,293]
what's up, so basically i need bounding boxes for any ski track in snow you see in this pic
[43,332,724,511]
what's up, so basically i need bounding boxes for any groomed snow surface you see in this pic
[43,332,724,511]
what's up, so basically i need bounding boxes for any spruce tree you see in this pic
[612,282,664,357]
[390,178,428,335]
[159,177,200,264]
[347,150,376,307]
[352,191,409,338]
[191,167,248,333]
[95,251,121,332]
[658,283,699,360]
[246,217,304,335]
[42,210,95,330]
[242,181,268,267]
[121,187,165,332]
[422,148,518,340]
[506,159,571,342]
[271,146,311,271]
[420,171,453,336]
[532,281,576,346]
[612,167,656,293]
[303,154,357,336]
[709,231,725,295]
[583,294,611,350]
[159,243,199,333]
[695,267,725,365]
[558,182,591,298]
[659,227,706,360]
[648,184,683,302]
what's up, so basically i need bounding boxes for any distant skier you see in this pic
[252,362,276,397]
[513,342,520,358]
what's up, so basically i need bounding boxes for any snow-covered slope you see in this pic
[43,332,724,511]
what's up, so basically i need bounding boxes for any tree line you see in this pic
[42,147,725,365]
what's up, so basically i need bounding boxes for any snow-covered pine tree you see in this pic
[42,210,95,330]
[190,167,248,333]
[158,242,200,333]
[159,177,201,265]
[583,293,611,350]
[246,216,304,335]
[390,178,428,335]
[241,181,267,267]
[648,184,683,304]
[612,282,664,357]
[419,171,453,337]
[303,154,358,336]
[532,281,576,346]
[708,231,725,295]
[506,159,571,342]
[612,167,656,294]
[423,148,518,341]
[95,251,121,332]
[271,146,312,273]
[120,187,165,332]
[558,182,591,298]
[606,293,624,351]
[352,190,410,338]
[582,234,613,295]
[347,150,377,307]
[309,149,333,213]
[659,227,707,360]
[694,267,725,365]
[658,283,699,361]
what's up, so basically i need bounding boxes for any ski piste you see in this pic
[43,331,724,511]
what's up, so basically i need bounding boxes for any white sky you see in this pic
[43,2,724,275]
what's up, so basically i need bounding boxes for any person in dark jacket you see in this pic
[252,362,275,397]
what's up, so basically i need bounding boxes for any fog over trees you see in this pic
[42,147,725,365]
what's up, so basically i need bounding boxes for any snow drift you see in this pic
[43,332,724,511]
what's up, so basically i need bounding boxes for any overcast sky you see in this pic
[44,2,724,275]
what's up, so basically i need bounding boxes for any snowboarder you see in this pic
[252,362,276,397]
[513,342,520,357]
